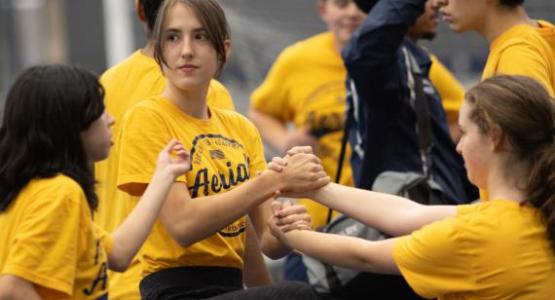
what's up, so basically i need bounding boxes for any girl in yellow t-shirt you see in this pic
[115,0,329,299]
[0,65,191,300]
[431,0,555,96]
[269,75,555,300]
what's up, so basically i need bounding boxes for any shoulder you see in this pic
[19,175,85,209]
[277,32,334,63]
[100,51,147,84]
[212,108,259,133]
[122,97,167,122]
[497,25,549,53]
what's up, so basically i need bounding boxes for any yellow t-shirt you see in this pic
[0,175,113,300]
[393,200,555,300]
[250,32,352,227]
[95,50,234,299]
[537,20,555,52]
[480,23,555,201]
[116,96,266,276]
[429,55,465,123]
[482,24,555,96]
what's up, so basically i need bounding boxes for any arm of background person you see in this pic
[0,275,42,300]
[429,54,464,141]
[248,108,317,154]
[344,0,428,103]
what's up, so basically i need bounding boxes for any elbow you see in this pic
[175,235,195,248]
[260,239,289,260]
[108,255,132,273]
[109,261,130,273]
[166,223,196,248]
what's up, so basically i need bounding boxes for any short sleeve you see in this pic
[117,104,175,196]
[392,216,475,298]
[250,49,294,122]
[2,185,82,297]
[496,43,554,96]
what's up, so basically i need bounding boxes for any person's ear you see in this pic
[135,0,147,23]
[317,0,327,21]
[489,125,505,152]
[224,39,231,61]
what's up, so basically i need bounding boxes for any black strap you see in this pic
[403,47,433,179]
[325,93,354,224]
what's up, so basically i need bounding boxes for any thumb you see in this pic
[270,200,282,216]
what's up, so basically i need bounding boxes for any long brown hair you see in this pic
[153,0,230,76]
[465,75,555,250]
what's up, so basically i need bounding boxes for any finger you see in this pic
[278,213,311,226]
[310,176,331,191]
[279,204,307,216]
[270,200,282,216]
[272,156,287,166]
[286,146,313,156]
[267,162,283,172]
[162,138,179,153]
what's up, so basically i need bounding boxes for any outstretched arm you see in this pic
[309,183,456,236]
[270,152,455,236]
[108,139,191,271]
[268,220,399,275]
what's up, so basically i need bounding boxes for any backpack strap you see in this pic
[325,96,354,224]
[402,46,433,179]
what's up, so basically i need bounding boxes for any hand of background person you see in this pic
[280,128,318,155]
[155,139,191,179]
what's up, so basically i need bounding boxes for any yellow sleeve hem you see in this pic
[391,237,433,299]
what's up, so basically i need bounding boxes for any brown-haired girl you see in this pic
[270,75,555,299]
[116,0,328,299]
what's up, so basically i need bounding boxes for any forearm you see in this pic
[109,170,175,271]
[312,183,454,236]
[0,275,42,300]
[242,220,273,287]
[165,172,283,246]
[344,0,426,75]
[248,108,289,153]
[259,229,292,260]
[284,230,399,275]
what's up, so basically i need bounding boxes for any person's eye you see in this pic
[195,31,208,41]
[166,33,180,42]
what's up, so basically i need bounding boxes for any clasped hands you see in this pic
[266,146,329,246]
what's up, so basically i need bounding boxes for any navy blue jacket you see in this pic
[343,0,477,203]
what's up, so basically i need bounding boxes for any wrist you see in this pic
[151,167,176,185]
[257,170,285,197]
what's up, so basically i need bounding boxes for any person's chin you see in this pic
[420,31,437,40]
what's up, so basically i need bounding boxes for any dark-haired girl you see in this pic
[0,64,190,300]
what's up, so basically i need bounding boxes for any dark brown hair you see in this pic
[0,65,104,212]
[153,0,230,76]
[499,0,524,7]
[465,75,555,250]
